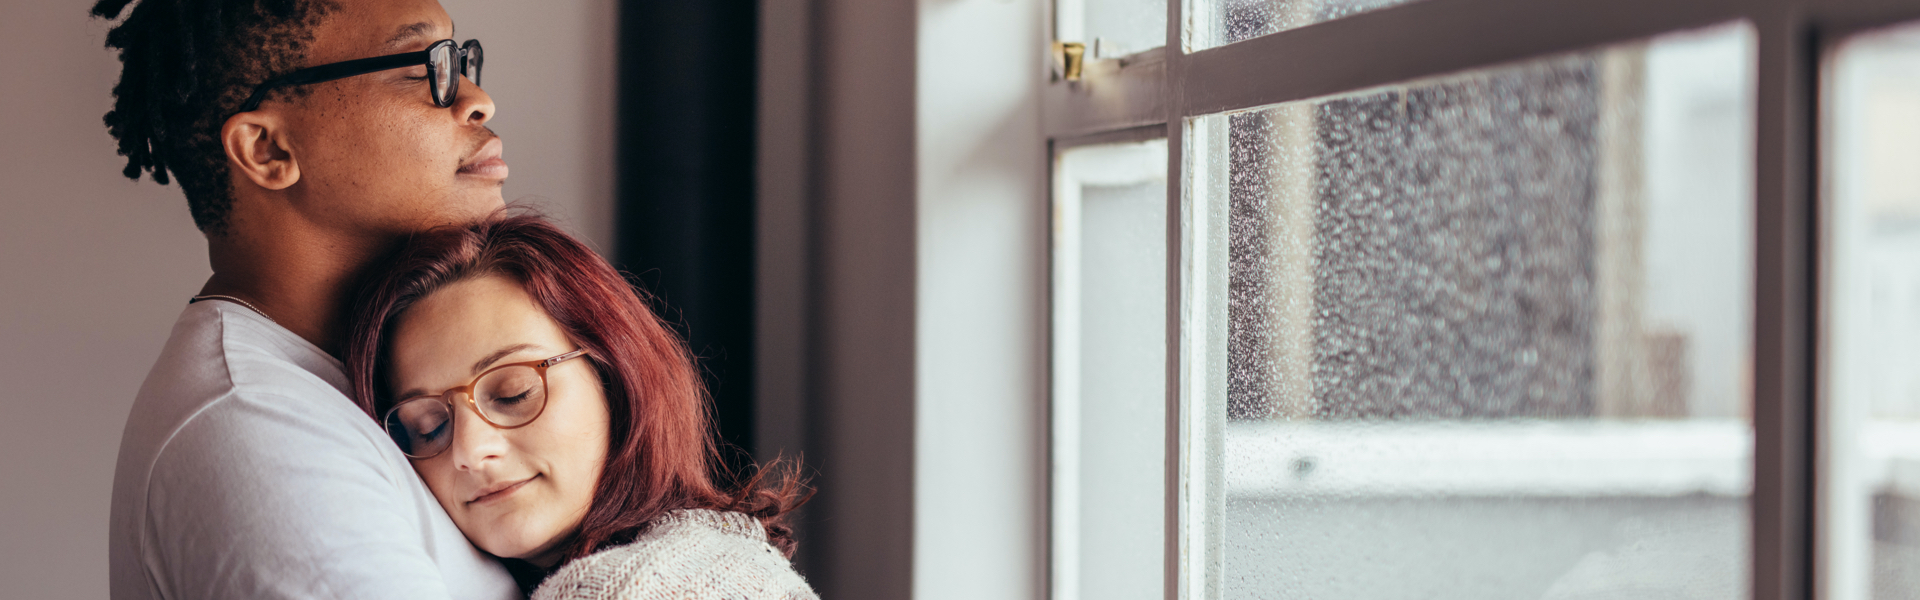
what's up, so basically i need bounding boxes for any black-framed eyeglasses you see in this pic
[237,39,483,114]
[381,348,587,459]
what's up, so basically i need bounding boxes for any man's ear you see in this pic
[221,111,300,191]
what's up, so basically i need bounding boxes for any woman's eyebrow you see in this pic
[471,342,542,375]
[392,343,543,401]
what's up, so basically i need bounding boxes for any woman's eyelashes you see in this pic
[493,390,533,406]
[417,417,450,445]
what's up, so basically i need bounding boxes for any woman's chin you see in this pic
[477,526,572,567]
[519,545,568,569]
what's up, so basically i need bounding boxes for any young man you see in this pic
[96,0,520,598]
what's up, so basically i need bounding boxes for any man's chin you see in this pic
[430,190,508,229]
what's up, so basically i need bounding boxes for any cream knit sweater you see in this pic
[531,510,818,600]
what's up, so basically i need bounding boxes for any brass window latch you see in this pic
[1052,41,1086,82]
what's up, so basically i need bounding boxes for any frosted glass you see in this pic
[1192,0,1424,49]
[1052,140,1168,600]
[1192,24,1755,598]
[1824,20,1920,600]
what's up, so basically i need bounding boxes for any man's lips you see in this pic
[468,475,535,505]
[457,137,508,180]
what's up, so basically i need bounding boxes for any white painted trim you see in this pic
[1049,149,1085,600]
[1227,420,1756,498]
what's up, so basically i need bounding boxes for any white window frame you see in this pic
[1040,1,1920,599]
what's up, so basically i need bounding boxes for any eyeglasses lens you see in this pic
[381,363,547,459]
[386,397,454,458]
[476,366,546,426]
[430,43,456,106]
[462,41,484,87]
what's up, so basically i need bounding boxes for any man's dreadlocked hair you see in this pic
[92,0,338,235]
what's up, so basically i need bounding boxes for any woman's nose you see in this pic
[447,404,508,471]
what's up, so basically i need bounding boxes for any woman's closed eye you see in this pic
[492,389,534,406]
[413,415,450,443]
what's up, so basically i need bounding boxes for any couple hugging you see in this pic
[94,0,815,598]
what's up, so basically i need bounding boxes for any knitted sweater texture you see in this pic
[531,510,818,600]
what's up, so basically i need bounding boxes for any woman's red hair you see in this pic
[343,212,805,569]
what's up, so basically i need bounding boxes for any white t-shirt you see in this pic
[109,300,521,600]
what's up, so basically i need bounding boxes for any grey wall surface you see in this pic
[0,0,615,596]
[756,0,1051,596]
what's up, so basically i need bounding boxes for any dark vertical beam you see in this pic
[1752,4,1817,600]
[613,0,759,467]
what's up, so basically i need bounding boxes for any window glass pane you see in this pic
[1058,0,1167,59]
[1190,0,1423,50]
[1187,24,1755,597]
[1052,139,1168,600]
[1824,20,1920,600]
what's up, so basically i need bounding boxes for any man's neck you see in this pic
[201,216,388,358]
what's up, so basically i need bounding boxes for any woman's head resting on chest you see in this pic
[344,212,799,568]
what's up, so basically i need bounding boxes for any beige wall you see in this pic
[0,1,615,596]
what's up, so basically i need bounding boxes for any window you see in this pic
[1044,0,1893,598]
[1190,24,1756,597]
[1823,20,1920,600]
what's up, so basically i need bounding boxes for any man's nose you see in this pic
[454,75,496,127]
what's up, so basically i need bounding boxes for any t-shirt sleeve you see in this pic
[141,391,459,600]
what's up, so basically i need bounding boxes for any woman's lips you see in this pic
[469,475,536,505]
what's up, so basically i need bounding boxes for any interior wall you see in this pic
[444,0,619,252]
[0,1,615,597]
[757,0,1049,595]
[913,0,1048,598]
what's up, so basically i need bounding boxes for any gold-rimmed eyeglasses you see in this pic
[382,348,590,459]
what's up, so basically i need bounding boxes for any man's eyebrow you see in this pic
[384,21,439,49]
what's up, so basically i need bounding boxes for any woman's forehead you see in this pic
[391,275,567,382]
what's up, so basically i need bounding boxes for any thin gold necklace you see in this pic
[189,294,278,325]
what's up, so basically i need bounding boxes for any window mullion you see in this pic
[1043,55,1171,139]
[1164,0,1197,598]
[1750,6,1817,600]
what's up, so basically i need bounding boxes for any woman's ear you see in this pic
[221,111,301,191]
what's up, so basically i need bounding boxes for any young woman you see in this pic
[344,214,814,599]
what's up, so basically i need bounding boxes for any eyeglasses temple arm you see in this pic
[236,50,430,113]
[541,349,591,368]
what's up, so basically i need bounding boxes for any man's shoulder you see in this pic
[134,300,348,405]
[121,303,345,446]
[114,301,383,508]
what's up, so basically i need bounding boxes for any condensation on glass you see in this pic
[1824,20,1920,600]
[1190,0,1422,50]
[1186,24,1756,598]
[1058,0,1166,59]
[1051,139,1168,600]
